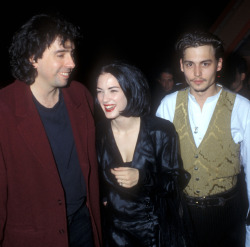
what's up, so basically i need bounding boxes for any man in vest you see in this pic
[156,30,250,247]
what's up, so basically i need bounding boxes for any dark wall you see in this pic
[1,1,230,91]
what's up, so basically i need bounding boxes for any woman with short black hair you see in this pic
[95,61,193,247]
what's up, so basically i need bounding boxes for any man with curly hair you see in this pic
[0,14,101,247]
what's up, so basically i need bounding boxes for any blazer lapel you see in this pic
[62,88,89,177]
[15,81,61,177]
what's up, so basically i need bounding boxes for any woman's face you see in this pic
[97,73,127,119]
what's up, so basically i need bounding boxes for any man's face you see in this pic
[32,37,75,90]
[180,45,222,96]
[230,70,245,91]
[158,72,174,92]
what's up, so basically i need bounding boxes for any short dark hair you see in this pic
[97,61,151,117]
[157,66,174,79]
[9,13,81,85]
[175,30,224,60]
[227,53,247,74]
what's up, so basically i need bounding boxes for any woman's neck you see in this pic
[111,116,141,134]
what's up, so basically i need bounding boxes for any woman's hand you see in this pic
[111,167,139,188]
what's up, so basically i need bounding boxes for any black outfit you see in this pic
[185,170,248,247]
[96,115,193,247]
[150,83,175,115]
[237,84,250,100]
[151,83,185,115]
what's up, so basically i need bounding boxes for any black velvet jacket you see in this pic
[96,115,192,247]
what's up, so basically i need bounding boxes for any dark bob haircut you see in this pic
[9,13,81,85]
[175,30,224,61]
[97,61,151,117]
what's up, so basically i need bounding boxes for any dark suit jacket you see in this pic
[0,80,102,247]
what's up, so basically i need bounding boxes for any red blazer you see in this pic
[0,80,102,247]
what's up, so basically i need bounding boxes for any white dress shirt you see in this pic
[156,86,250,246]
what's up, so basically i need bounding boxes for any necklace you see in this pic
[189,105,200,135]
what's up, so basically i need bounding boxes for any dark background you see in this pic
[1,1,231,91]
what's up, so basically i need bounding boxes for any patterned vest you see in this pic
[173,88,240,197]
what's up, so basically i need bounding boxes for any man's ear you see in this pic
[241,72,246,81]
[29,56,37,68]
[180,59,184,72]
[217,58,223,72]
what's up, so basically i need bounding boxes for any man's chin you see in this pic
[194,87,207,93]
[56,80,70,88]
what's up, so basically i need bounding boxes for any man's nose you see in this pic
[194,65,201,77]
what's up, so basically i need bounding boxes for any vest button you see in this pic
[196,177,200,181]
[196,190,200,193]
[194,166,198,170]
[194,154,198,158]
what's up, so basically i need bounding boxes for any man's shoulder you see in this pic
[223,86,250,105]
[59,81,94,115]
[0,80,24,103]
[66,80,88,92]
[235,92,250,107]
[160,90,179,104]
[63,81,92,99]
[1,80,21,92]
[157,90,181,111]
[0,81,26,120]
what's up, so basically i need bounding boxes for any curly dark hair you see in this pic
[9,14,82,85]
[175,30,224,61]
[96,61,151,117]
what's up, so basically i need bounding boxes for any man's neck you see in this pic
[190,84,221,110]
[30,83,60,108]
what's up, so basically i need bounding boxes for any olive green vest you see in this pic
[173,88,240,197]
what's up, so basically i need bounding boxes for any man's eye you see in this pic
[185,63,193,67]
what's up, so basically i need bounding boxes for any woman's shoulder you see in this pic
[142,115,176,134]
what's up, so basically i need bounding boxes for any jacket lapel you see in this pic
[15,81,62,177]
[62,87,89,178]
